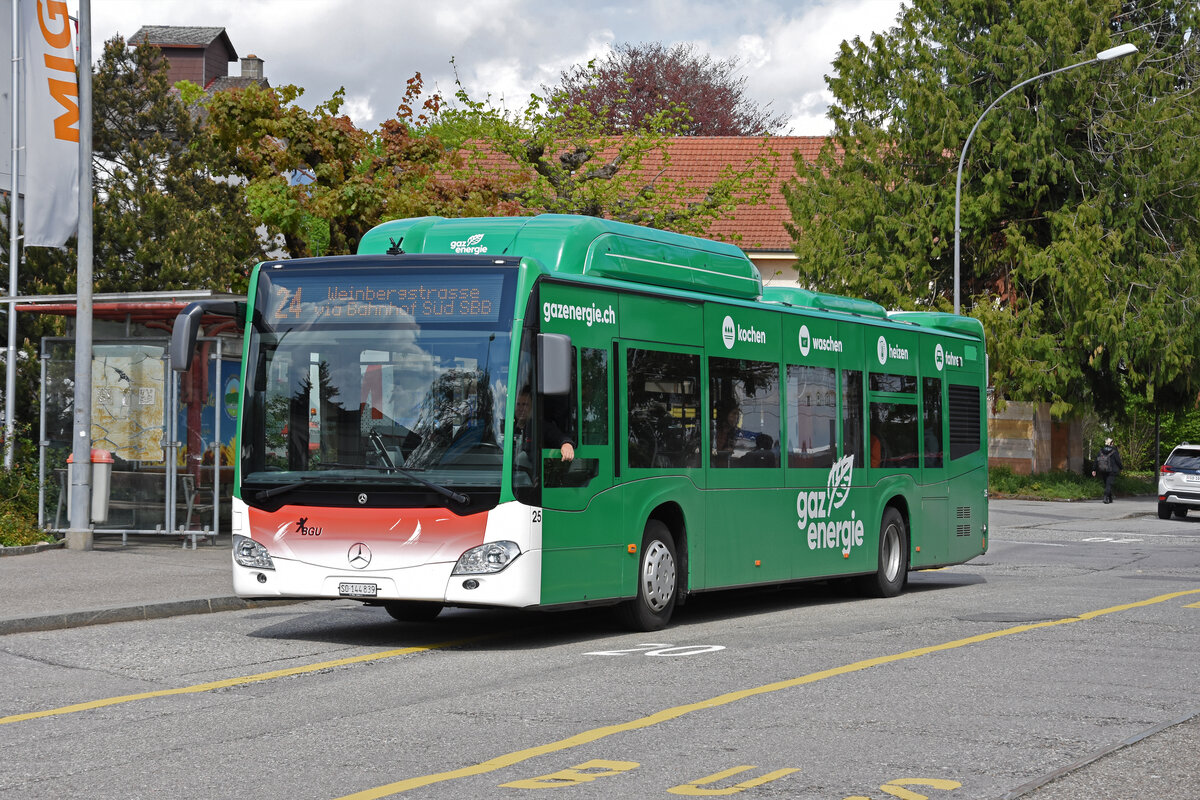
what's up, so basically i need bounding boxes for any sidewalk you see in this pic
[0,533,267,635]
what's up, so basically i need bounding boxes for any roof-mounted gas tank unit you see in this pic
[761,286,889,319]
[358,214,763,301]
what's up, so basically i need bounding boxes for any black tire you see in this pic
[1158,502,1173,520]
[1174,507,1189,519]
[383,600,443,622]
[860,507,908,598]
[617,520,678,631]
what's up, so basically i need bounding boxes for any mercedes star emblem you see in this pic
[348,543,372,569]
[358,493,368,505]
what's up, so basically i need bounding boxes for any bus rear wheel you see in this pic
[617,520,678,631]
[383,600,443,622]
[860,507,908,598]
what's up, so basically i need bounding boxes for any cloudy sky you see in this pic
[81,0,905,135]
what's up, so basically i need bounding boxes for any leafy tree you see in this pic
[549,42,788,135]
[784,0,1200,417]
[203,73,520,258]
[13,36,264,296]
[90,36,265,292]
[2,36,265,430]
[437,66,777,238]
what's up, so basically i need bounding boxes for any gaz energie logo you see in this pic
[450,233,487,254]
[797,454,864,557]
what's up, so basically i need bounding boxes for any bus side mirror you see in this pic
[537,333,572,396]
[171,300,245,372]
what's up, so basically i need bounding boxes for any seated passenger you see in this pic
[739,433,778,468]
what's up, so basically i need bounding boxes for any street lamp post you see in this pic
[952,42,1138,314]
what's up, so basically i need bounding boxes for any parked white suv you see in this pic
[1158,443,1200,519]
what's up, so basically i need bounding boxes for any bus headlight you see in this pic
[453,541,521,574]
[233,534,275,570]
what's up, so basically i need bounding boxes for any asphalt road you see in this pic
[1,498,1198,799]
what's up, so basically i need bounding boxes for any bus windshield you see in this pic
[241,263,516,501]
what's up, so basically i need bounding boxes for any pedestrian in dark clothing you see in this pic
[1092,438,1123,503]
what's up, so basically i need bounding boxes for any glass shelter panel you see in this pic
[40,338,223,536]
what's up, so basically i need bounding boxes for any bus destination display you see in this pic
[265,273,507,326]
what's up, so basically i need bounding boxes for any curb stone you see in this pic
[0,596,307,636]
[0,540,65,557]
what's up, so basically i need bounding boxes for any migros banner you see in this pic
[22,0,79,247]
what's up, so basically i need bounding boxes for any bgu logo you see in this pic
[797,454,864,557]
[295,517,322,536]
[36,0,79,143]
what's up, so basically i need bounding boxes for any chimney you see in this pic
[241,54,264,80]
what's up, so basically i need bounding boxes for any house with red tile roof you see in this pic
[661,136,825,286]
[461,135,827,286]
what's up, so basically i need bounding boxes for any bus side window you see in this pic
[923,377,944,468]
[541,348,577,448]
[842,369,864,468]
[787,365,836,469]
[626,349,701,469]
[709,357,781,468]
[870,400,919,469]
[581,348,609,445]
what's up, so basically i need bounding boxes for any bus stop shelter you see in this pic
[20,291,242,547]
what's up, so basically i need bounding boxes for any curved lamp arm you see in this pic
[952,43,1137,314]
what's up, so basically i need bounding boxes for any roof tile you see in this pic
[464,136,829,252]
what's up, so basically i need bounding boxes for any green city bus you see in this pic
[171,214,988,630]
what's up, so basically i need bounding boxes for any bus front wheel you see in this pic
[861,507,908,598]
[617,520,678,631]
[383,600,443,622]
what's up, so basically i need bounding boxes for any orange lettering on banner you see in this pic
[37,0,71,49]
[36,2,80,145]
[46,80,79,142]
[43,53,74,72]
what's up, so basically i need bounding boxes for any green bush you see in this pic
[0,431,55,547]
[989,465,1154,501]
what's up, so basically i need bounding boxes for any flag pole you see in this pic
[67,0,93,549]
[4,0,19,469]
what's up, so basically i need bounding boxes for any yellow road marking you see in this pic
[337,588,1200,799]
[0,638,481,725]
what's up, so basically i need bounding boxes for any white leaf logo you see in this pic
[827,454,854,509]
[466,233,485,246]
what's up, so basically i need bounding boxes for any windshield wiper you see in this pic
[342,429,471,506]
[255,475,359,500]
